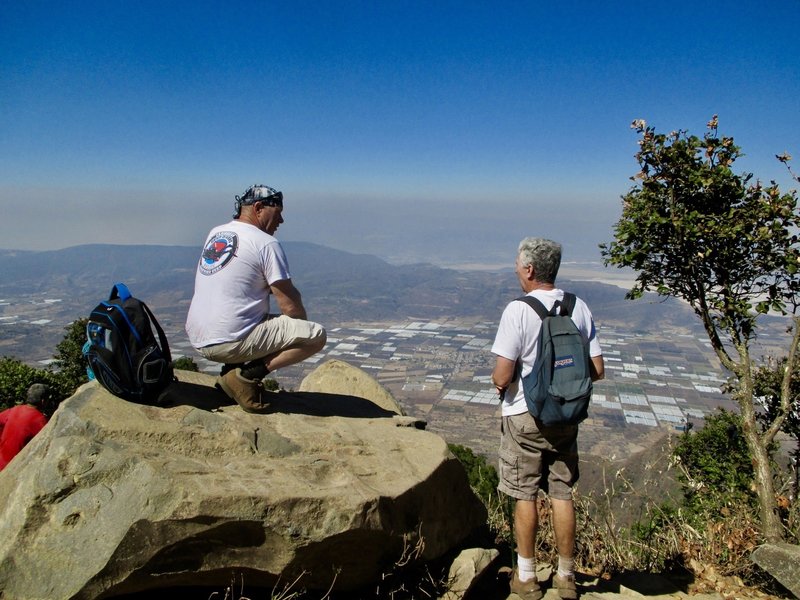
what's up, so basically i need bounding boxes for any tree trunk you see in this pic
[739,391,784,542]
[794,444,799,502]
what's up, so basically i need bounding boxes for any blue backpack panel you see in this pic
[516,293,593,426]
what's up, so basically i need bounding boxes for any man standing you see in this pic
[491,238,604,600]
[186,184,327,413]
[0,384,51,471]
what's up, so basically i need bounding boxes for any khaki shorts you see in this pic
[498,411,579,501]
[199,315,326,364]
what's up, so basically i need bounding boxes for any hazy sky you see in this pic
[2,1,798,267]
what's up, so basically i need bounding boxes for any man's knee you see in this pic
[285,323,326,356]
[310,326,327,351]
[267,318,325,356]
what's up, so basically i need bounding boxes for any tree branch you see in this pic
[694,292,736,372]
[764,316,800,444]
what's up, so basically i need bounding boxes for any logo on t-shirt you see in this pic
[199,232,238,275]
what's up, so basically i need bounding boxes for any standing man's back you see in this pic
[185,184,327,413]
[491,238,604,600]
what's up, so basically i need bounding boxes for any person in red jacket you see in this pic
[0,384,51,471]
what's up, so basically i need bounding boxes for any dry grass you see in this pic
[206,571,321,600]
[481,451,795,596]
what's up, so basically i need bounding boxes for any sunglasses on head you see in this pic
[244,191,282,208]
[260,191,283,208]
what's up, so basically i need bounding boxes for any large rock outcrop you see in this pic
[751,543,800,598]
[299,358,406,416]
[0,363,486,599]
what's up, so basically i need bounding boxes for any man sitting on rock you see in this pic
[0,384,52,470]
[185,184,327,413]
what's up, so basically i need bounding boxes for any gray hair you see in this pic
[518,238,562,284]
[26,383,50,408]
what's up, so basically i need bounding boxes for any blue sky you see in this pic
[2,1,798,266]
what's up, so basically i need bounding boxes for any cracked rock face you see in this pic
[0,364,486,599]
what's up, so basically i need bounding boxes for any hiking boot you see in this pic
[510,569,542,600]
[217,368,271,414]
[553,574,578,600]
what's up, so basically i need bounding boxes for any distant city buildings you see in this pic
[3,290,740,463]
[178,317,735,441]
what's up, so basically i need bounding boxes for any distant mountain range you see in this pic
[0,242,698,331]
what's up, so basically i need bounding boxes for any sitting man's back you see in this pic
[185,184,327,413]
[0,384,51,470]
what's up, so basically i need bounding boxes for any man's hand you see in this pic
[270,279,307,320]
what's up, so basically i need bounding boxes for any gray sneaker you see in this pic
[510,569,543,600]
[217,368,271,414]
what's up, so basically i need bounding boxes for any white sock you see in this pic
[557,556,574,578]
[517,554,536,582]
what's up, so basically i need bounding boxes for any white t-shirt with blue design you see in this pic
[186,220,291,348]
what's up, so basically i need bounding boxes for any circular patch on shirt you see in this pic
[199,232,238,275]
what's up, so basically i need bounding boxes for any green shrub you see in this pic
[51,318,90,393]
[672,409,758,520]
[448,443,499,504]
[172,356,199,372]
[447,443,512,543]
[0,357,62,409]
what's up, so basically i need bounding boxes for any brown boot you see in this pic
[553,574,578,600]
[217,368,271,414]
[510,569,543,600]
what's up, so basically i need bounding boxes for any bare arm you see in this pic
[269,278,307,320]
[492,355,517,395]
[590,355,605,381]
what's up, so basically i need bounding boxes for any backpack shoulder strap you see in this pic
[560,292,577,316]
[141,300,172,362]
[517,293,577,317]
[515,295,550,321]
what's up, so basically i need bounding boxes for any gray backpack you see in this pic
[516,293,592,426]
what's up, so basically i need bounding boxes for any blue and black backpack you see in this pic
[83,283,174,404]
[516,293,593,426]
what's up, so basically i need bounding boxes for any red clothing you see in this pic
[0,404,48,470]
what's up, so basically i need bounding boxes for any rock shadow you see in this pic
[269,391,399,419]
[157,381,398,420]
[576,570,693,596]
[158,380,235,411]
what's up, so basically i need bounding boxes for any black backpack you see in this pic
[83,283,174,404]
[516,293,593,426]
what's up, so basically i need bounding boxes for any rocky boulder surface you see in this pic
[0,362,486,599]
[298,358,406,416]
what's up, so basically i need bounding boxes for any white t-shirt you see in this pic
[185,220,292,347]
[491,288,602,417]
